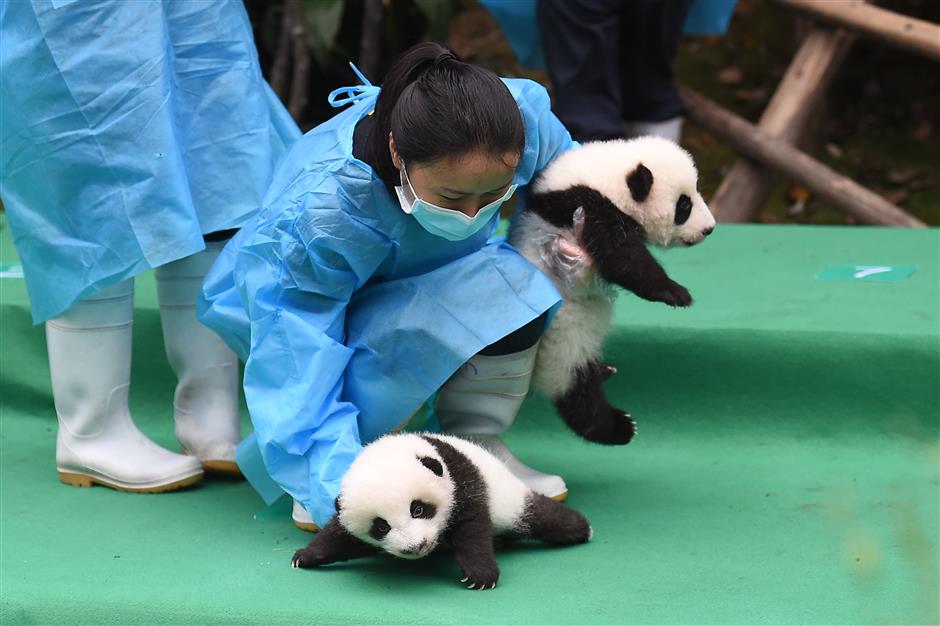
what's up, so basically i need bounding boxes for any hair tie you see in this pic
[433,51,456,66]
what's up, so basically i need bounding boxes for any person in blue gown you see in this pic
[0,1,298,492]
[197,42,578,528]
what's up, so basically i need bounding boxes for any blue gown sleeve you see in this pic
[505,78,578,185]
[235,185,391,526]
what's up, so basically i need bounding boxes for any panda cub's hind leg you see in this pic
[518,493,592,545]
[555,361,636,445]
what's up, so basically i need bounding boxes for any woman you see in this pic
[199,43,576,528]
[0,1,298,491]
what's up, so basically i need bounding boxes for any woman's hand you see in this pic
[540,207,595,291]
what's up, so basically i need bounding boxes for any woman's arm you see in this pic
[237,196,391,527]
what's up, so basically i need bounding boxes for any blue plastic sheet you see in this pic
[0,0,299,323]
[199,78,574,525]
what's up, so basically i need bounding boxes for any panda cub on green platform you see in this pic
[510,136,715,446]
[291,433,592,590]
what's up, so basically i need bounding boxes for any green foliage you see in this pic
[412,0,453,42]
[301,0,346,68]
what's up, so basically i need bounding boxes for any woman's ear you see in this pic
[388,132,402,170]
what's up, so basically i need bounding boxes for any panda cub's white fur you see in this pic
[509,137,715,445]
[512,210,616,398]
[338,433,528,557]
[292,433,593,589]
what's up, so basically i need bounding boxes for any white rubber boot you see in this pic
[156,243,242,475]
[435,343,568,500]
[292,500,320,532]
[47,279,204,492]
[624,116,683,143]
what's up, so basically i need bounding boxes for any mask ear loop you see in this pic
[399,162,419,203]
[395,162,419,215]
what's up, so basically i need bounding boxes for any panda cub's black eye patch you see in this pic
[410,500,436,519]
[369,517,391,540]
[675,194,692,225]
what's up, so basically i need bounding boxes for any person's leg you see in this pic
[435,313,569,501]
[538,0,625,142]
[620,0,694,142]
[155,233,242,474]
[48,278,204,492]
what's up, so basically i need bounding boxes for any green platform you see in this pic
[1,222,938,625]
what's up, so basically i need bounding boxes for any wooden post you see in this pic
[774,0,940,62]
[681,87,926,227]
[270,6,293,101]
[710,27,854,222]
[286,0,310,121]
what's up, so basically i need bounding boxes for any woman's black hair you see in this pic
[370,42,525,187]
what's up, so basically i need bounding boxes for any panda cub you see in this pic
[291,433,592,590]
[510,136,716,446]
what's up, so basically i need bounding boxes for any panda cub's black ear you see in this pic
[627,163,654,202]
[334,496,342,512]
[418,456,444,477]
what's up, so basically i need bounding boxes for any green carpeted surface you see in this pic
[1,220,938,625]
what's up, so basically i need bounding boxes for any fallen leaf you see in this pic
[911,121,933,141]
[788,185,811,202]
[686,129,719,152]
[718,66,744,85]
[907,173,940,190]
[881,188,909,205]
[886,168,919,184]
[734,87,768,102]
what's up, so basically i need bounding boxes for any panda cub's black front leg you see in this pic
[448,515,500,590]
[292,517,378,569]
[554,361,636,445]
[581,202,692,308]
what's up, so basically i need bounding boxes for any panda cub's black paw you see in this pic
[460,566,500,590]
[654,281,692,308]
[291,548,323,569]
[587,407,636,445]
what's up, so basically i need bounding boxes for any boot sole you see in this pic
[551,491,569,502]
[58,470,203,493]
[293,519,321,533]
[200,459,243,476]
[179,446,243,477]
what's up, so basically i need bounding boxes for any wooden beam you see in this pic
[775,0,940,62]
[710,26,854,222]
[681,87,926,227]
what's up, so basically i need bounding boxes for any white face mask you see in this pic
[394,163,517,242]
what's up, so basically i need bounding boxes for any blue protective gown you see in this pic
[0,0,299,323]
[198,77,575,526]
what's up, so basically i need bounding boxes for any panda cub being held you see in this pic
[510,137,716,446]
[291,433,592,590]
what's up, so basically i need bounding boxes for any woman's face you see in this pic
[390,136,519,217]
